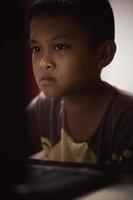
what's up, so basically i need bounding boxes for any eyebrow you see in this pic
[29,34,73,45]
[50,34,73,41]
[29,39,37,45]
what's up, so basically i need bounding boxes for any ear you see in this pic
[97,40,116,69]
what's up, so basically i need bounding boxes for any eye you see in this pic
[31,46,40,53]
[54,44,69,51]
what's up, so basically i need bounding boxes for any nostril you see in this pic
[40,59,55,70]
[45,63,55,71]
[46,65,52,70]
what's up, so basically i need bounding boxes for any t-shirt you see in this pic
[26,88,133,170]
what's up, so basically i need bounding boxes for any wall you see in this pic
[101,0,133,92]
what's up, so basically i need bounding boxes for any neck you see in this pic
[62,81,113,113]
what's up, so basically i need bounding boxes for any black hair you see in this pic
[28,0,115,46]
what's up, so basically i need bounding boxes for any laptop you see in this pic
[12,159,119,199]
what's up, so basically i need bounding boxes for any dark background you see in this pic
[26,0,39,105]
[0,0,33,192]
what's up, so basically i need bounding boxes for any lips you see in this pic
[39,76,56,85]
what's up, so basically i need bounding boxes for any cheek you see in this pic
[32,56,39,76]
[60,55,89,76]
[57,60,84,85]
[62,55,97,83]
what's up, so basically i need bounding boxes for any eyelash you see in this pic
[31,46,40,53]
[54,44,70,51]
[31,44,70,53]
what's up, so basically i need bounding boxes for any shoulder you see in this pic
[101,88,133,152]
[25,92,62,145]
[109,88,133,119]
[110,89,133,152]
[27,92,50,113]
[114,89,133,105]
[26,92,61,117]
[26,92,62,136]
[102,88,133,170]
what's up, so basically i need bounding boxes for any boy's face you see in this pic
[30,15,100,98]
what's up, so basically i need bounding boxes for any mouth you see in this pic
[39,76,57,86]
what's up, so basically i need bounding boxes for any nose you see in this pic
[39,53,56,71]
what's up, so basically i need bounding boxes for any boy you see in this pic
[26,0,133,170]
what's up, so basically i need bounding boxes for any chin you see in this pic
[41,87,75,99]
[42,90,63,99]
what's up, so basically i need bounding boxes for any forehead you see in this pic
[30,14,88,41]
